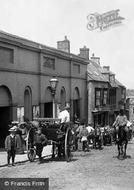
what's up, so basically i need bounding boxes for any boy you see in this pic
[5,126,19,166]
[34,128,48,163]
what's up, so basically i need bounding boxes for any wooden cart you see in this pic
[26,118,73,162]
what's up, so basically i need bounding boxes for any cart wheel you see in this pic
[26,128,36,162]
[27,148,36,162]
[65,127,72,162]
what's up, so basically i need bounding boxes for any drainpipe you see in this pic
[70,56,73,121]
[38,48,42,117]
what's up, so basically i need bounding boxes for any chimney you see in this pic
[90,53,100,65]
[79,46,89,60]
[103,66,110,72]
[57,36,70,53]
[102,66,110,81]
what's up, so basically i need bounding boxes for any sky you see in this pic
[0,0,133,88]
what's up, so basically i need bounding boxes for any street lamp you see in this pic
[49,78,59,118]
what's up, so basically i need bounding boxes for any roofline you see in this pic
[87,73,109,83]
[0,30,88,65]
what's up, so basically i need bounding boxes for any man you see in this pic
[113,109,127,140]
[34,128,48,163]
[58,105,70,123]
[86,123,94,134]
[86,123,94,144]
[72,119,80,151]
[5,126,19,166]
[94,125,102,149]
[80,124,89,151]
[76,119,88,151]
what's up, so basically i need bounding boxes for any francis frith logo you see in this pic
[87,9,124,31]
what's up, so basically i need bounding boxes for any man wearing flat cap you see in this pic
[5,126,19,166]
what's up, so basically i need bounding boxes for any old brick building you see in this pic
[87,54,126,127]
[0,32,88,147]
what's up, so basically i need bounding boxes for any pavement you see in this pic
[0,145,52,167]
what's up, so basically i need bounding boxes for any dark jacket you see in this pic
[35,133,48,146]
[5,135,20,151]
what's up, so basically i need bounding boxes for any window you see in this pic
[17,107,24,122]
[0,46,14,64]
[33,105,40,118]
[103,89,108,105]
[43,56,55,69]
[109,74,115,82]
[121,89,126,99]
[109,88,116,105]
[73,64,80,74]
[95,89,101,107]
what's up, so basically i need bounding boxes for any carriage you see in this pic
[25,118,73,162]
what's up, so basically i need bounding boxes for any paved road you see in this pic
[0,140,134,190]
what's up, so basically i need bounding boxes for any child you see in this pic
[80,124,89,151]
[5,126,19,166]
[34,128,48,163]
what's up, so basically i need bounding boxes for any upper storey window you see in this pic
[73,63,80,74]
[0,46,14,64]
[95,88,101,107]
[43,56,55,70]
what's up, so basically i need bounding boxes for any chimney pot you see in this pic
[91,54,100,65]
[103,66,110,71]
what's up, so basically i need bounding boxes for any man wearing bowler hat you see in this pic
[5,126,19,166]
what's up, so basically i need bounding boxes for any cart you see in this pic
[26,118,73,162]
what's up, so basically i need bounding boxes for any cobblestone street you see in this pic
[0,139,134,190]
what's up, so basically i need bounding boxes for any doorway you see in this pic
[73,87,80,121]
[0,86,12,148]
[24,87,32,121]
[0,107,11,148]
[44,102,53,118]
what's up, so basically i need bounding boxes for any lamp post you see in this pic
[49,78,59,118]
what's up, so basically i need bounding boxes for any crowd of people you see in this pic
[4,107,133,166]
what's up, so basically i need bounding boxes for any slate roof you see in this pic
[87,59,126,88]
[87,60,109,82]
[115,79,125,88]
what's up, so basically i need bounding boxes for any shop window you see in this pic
[0,46,14,64]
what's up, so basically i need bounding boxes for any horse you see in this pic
[116,126,128,159]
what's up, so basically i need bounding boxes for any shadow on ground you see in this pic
[113,155,131,160]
